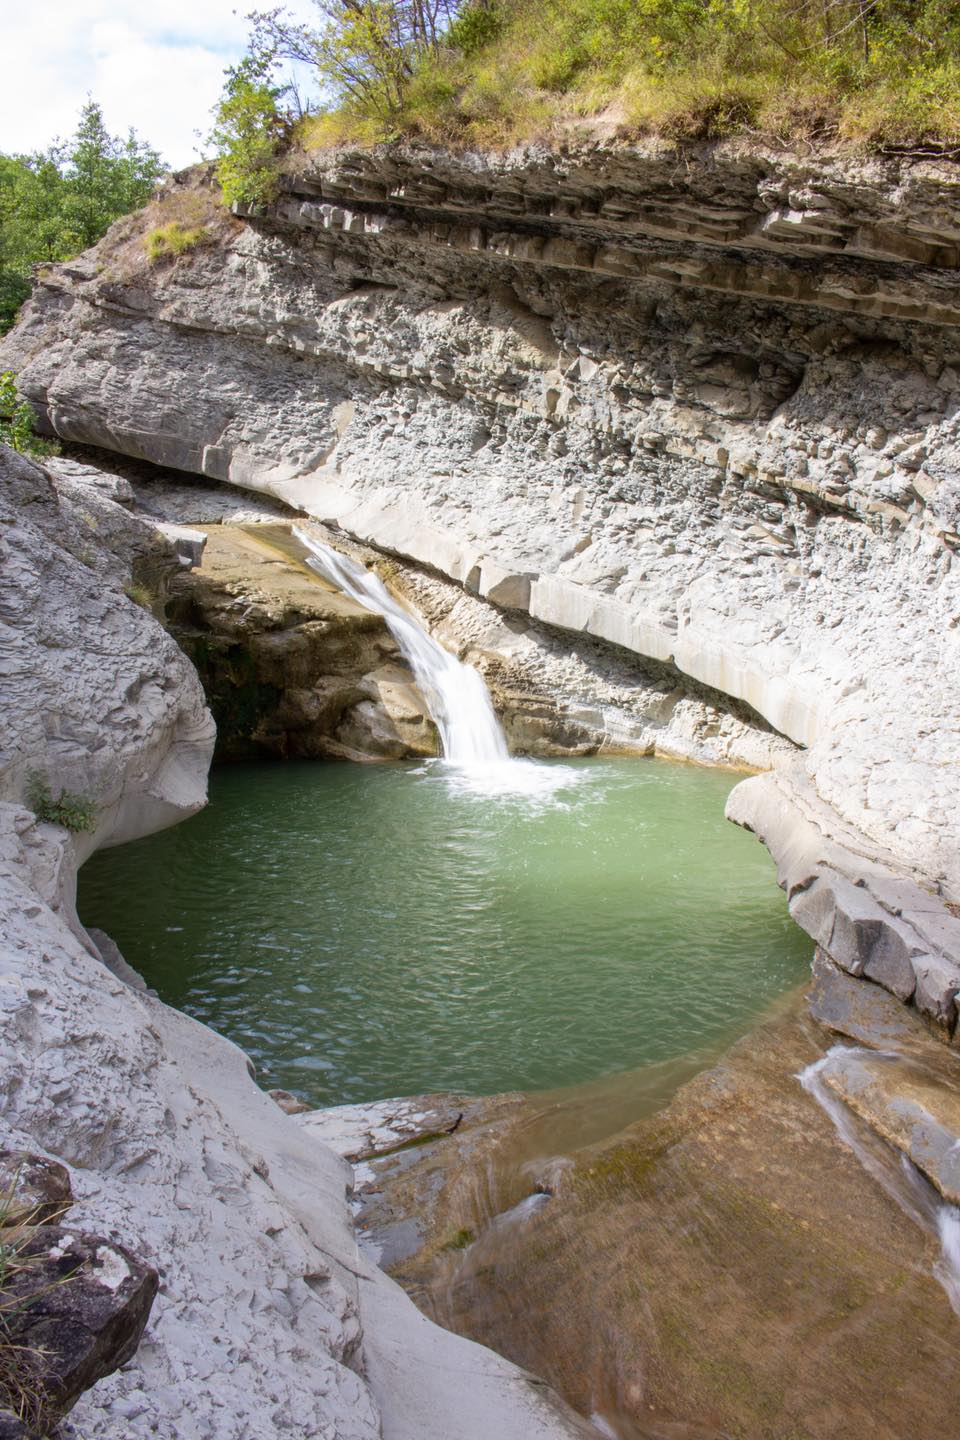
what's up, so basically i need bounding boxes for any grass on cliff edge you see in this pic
[287,0,960,157]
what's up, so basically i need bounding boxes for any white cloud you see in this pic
[0,0,321,168]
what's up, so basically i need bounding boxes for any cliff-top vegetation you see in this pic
[214,0,960,204]
[0,100,165,334]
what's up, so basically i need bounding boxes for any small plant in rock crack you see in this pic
[123,582,155,610]
[26,774,97,834]
[0,372,59,459]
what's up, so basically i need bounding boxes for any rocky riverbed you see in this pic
[308,965,960,1440]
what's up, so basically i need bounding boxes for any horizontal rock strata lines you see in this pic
[1,138,958,1031]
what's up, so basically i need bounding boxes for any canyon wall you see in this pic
[0,445,591,1439]
[3,138,958,1032]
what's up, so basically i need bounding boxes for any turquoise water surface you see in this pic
[77,756,812,1106]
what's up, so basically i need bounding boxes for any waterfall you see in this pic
[294,527,511,766]
[799,1045,960,1315]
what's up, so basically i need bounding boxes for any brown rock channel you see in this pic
[318,972,960,1440]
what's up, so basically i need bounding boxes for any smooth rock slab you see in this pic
[819,1047,960,1203]
[299,1094,475,1162]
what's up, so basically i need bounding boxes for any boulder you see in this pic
[0,1152,72,1228]
[0,1227,158,1420]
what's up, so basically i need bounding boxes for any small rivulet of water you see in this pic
[799,1045,960,1314]
[293,526,573,800]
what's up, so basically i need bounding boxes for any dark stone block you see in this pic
[0,1152,72,1227]
[1,1227,158,1419]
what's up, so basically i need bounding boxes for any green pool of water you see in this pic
[77,756,812,1107]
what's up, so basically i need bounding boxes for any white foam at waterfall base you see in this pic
[799,1045,960,1316]
[294,526,580,801]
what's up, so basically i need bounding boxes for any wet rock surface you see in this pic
[165,522,437,761]
[808,945,948,1055]
[354,991,960,1440]
[819,1046,960,1204]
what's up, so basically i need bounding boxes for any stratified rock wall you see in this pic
[166,522,438,761]
[2,140,958,1012]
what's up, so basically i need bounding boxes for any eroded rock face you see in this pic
[1,143,957,923]
[165,522,437,760]
[100,451,791,766]
[0,446,215,860]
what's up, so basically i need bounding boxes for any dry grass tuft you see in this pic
[0,1178,70,1435]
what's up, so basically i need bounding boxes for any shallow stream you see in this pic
[78,755,811,1108]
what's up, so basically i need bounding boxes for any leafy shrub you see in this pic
[210,57,290,209]
[0,372,58,458]
[26,775,97,834]
[278,0,960,151]
[0,99,165,336]
[445,1,504,55]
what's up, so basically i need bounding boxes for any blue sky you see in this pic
[2,1,318,168]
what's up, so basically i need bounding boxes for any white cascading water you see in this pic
[799,1045,960,1315]
[293,527,573,798]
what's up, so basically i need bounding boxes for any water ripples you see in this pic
[78,756,812,1106]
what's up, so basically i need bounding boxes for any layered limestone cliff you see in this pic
[2,139,959,1022]
[0,445,592,1439]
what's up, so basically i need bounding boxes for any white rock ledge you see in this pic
[727,771,960,1037]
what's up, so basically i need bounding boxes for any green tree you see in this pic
[209,56,291,208]
[246,1,462,118]
[0,371,57,457]
[59,99,165,249]
[0,100,166,334]
[0,154,69,330]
